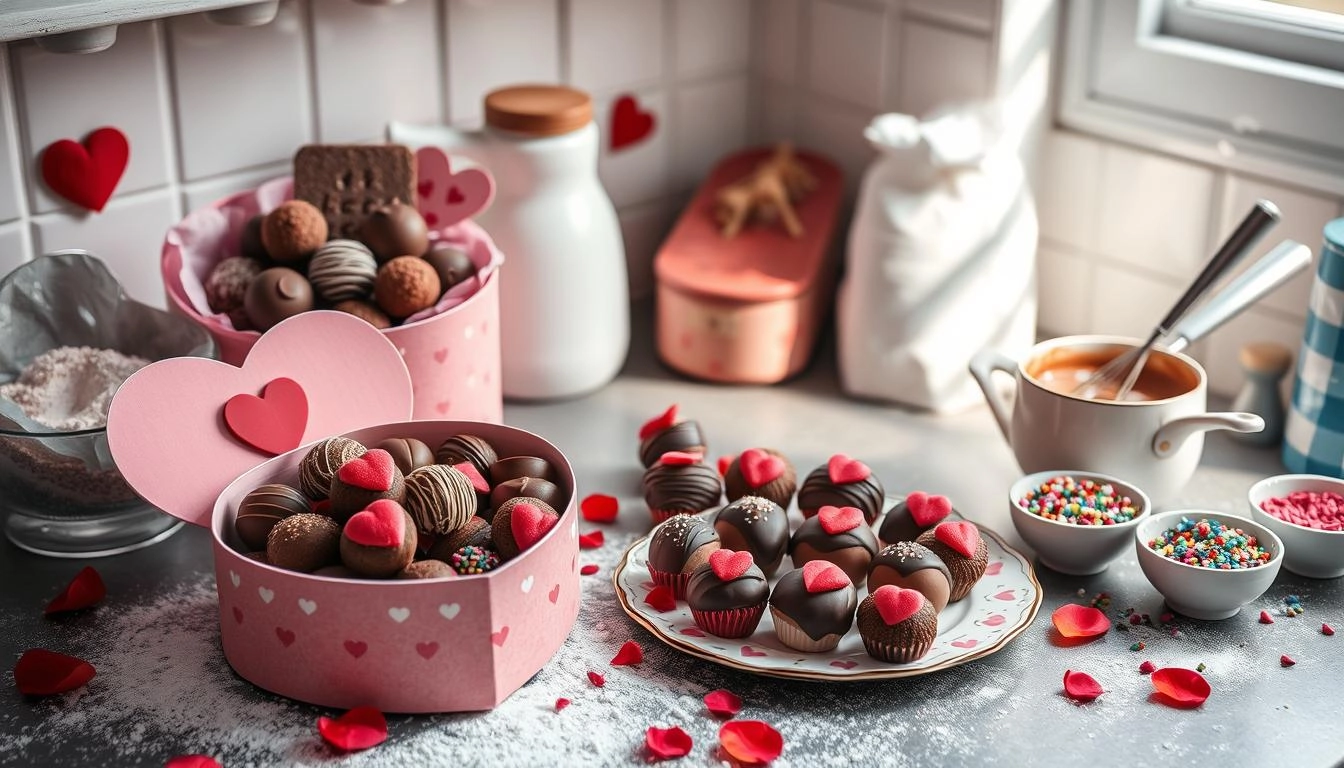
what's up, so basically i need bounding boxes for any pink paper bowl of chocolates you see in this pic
[1008,470,1150,576]
[1248,474,1344,579]
[1133,510,1283,621]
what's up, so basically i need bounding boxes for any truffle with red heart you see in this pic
[637,403,707,469]
[766,560,858,653]
[787,506,879,587]
[916,520,988,603]
[340,499,418,578]
[492,496,560,560]
[856,585,938,663]
[723,448,797,509]
[878,490,954,546]
[685,549,769,639]
[797,453,886,523]
[329,449,406,523]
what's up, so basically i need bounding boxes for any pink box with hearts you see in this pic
[106,311,579,713]
[161,177,503,424]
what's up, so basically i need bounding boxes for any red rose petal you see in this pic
[317,706,387,752]
[1150,667,1211,707]
[452,462,490,494]
[1259,610,1274,624]
[1052,604,1110,639]
[1323,623,1335,636]
[1281,654,1296,667]
[1063,669,1103,702]
[639,404,679,441]
[1139,660,1157,675]
[555,697,571,712]
[658,451,702,466]
[44,566,106,615]
[646,725,693,759]
[719,720,784,765]
[581,494,619,523]
[588,671,606,687]
[644,586,677,612]
[611,640,644,666]
[704,689,743,718]
[13,649,95,696]
[165,756,222,768]
[579,530,605,549]
[717,455,733,477]
[580,564,600,575]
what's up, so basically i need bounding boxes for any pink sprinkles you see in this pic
[1260,490,1344,531]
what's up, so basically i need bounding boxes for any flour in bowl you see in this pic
[0,346,148,431]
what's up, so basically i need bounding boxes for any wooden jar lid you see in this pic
[484,85,592,137]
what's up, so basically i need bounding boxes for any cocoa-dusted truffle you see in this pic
[397,560,457,580]
[490,455,556,485]
[434,434,498,476]
[490,476,564,511]
[491,496,559,560]
[361,201,430,262]
[266,512,340,572]
[307,239,377,303]
[424,244,476,289]
[238,214,268,261]
[332,299,391,330]
[636,404,706,469]
[375,256,440,319]
[724,448,796,509]
[916,521,988,603]
[375,437,435,475]
[235,482,310,551]
[713,495,789,578]
[205,256,263,317]
[402,464,477,536]
[641,451,722,524]
[867,541,953,614]
[798,454,886,524]
[261,199,328,263]
[244,267,314,331]
[298,437,366,501]
[427,516,492,561]
[328,448,406,523]
[339,499,418,578]
[788,505,879,587]
[857,585,938,663]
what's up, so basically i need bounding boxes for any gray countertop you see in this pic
[1,313,1340,768]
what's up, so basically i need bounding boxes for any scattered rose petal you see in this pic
[1052,604,1110,639]
[644,586,677,612]
[1138,660,1157,675]
[1150,667,1211,708]
[646,725,693,759]
[638,404,679,441]
[719,720,784,764]
[581,494,619,523]
[704,689,743,718]
[1324,623,1335,636]
[717,456,733,477]
[165,756,222,768]
[1063,669,1103,702]
[1281,654,1296,667]
[588,671,606,687]
[316,706,387,751]
[580,564,599,576]
[612,640,644,666]
[1259,610,1274,624]
[579,530,605,549]
[555,697,571,712]
[13,649,95,696]
[44,566,106,615]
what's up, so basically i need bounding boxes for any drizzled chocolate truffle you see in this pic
[867,541,953,614]
[235,483,310,551]
[798,454,886,524]
[646,514,721,598]
[402,464,477,536]
[641,452,722,524]
[636,405,707,469]
[434,434,498,477]
[788,505,879,586]
[298,437,366,501]
[723,448,796,509]
[713,496,789,578]
[769,562,858,652]
[375,437,435,475]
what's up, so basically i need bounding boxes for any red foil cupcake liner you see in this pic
[648,567,692,601]
[691,604,765,639]
[861,635,934,664]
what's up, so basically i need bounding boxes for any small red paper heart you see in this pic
[417,180,434,199]
[738,449,785,487]
[1052,604,1110,639]
[1150,667,1210,707]
[740,645,766,657]
[337,449,396,492]
[13,649,95,696]
[511,502,558,551]
[276,627,296,647]
[704,689,743,718]
[872,585,924,626]
[491,627,509,646]
[709,549,754,581]
[933,520,980,558]
[453,462,489,494]
[317,706,387,751]
[984,561,1004,576]
[905,491,952,528]
[1280,654,1296,667]
[801,560,850,593]
[659,451,701,466]
[610,94,656,151]
[680,627,706,637]
[1139,660,1157,674]
[40,127,129,212]
[611,640,644,666]
[447,187,465,204]
[344,500,406,548]
[719,720,784,765]
[644,586,677,612]
[980,614,1006,627]
[549,584,560,604]
[639,404,678,440]
[827,454,870,484]
[579,530,605,549]
[587,671,605,687]
[554,697,571,712]
[416,642,438,660]
[344,640,367,658]
[829,660,858,670]
[45,566,106,614]
[223,378,308,456]
[818,505,863,535]
[646,725,692,759]
[581,493,619,523]
[165,756,222,768]
[580,564,600,576]
[1063,669,1103,702]
[717,455,732,477]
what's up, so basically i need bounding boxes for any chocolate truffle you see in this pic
[424,244,476,289]
[686,550,770,639]
[360,201,430,262]
[266,512,340,573]
[375,437,435,475]
[244,267,315,331]
[332,299,392,330]
[434,434,498,476]
[243,550,270,564]
[205,256,263,317]
[857,586,938,664]
[490,476,564,511]
[641,452,723,524]
[636,405,707,469]
[261,199,328,263]
[490,455,556,485]
[724,448,797,509]
[397,560,457,580]
[713,496,789,577]
[769,562,858,652]
[867,541,953,614]
[427,516,492,561]
[646,514,721,599]
[312,564,358,579]
[491,496,560,560]
[339,499,418,578]
[239,214,268,261]
[235,482,310,551]
[299,437,366,501]
[798,454,886,524]
[375,256,441,319]
[328,448,406,523]
[879,491,955,548]
[307,239,378,303]
[916,521,988,603]
[788,505,879,587]
[402,464,477,536]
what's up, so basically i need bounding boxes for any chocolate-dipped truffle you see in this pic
[298,436,366,501]
[641,452,723,524]
[239,214,268,261]
[205,255,263,317]
[244,266,315,331]
[490,476,564,511]
[798,454,886,524]
[333,299,392,329]
[769,561,858,652]
[724,448,797,508]
[636,405,707,469]
[261,199,328,263]
[375,437,435,475]
[490,455,556,485]
[427,516,492,561]
[339,500,418,578]
[916,521,988,603]
[402,464,477,536]
[397,560,457,580]
[235,482,310,551]
[361,201,430,262]
[879,491,955,547]
[647,514,721,599]
[867,541,953,614]
[788,505,879,586]
[491,496,560,560]
[857,585,938,663]
[424,244,476,289]
[713,495,789,577]
[266,512,340,572]
[375,256,440,319]
[686,549,770,639]
[328,448,406,523]
[434,434,498,476]
[307,239,378,303]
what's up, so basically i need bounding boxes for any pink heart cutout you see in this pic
[416,642,439,660]
[802,560,850,593]
[344,500,406,548]
[739,448,785,487]
[223,377,308,456]
[415,147,494,229]
[830,660,858,670]
[827,454,870,484]
[337,449,396,492]
[511,503,558,551]
[740,645,766,658]
[934,520,981,558]
[818,505,863,535]
[872,585,924,625]
[344,640,367,658]
[680,627,706,637]
[994,590,1016,601]
[709,549,754,581]
[951,639,978,649]
[984,562,1004,576]
[980,614,1006,627]
[906,492,952,528]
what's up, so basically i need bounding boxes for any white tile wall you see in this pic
[1037,131,1104,253]
[1198,307,1305,401]
[619,197,680,300]
[674,0,751,78]
[180,161,289,212]
[595,89,670,208]
[672,76,750,192]
[568,0,664,93]
[0,224,27,277]
[753,0,802,85]
[904,0,996,33]
[755,81,799,144]
[808,1,886,110]
[445,0,559,125]
[898,20,992,118]
[1088,263,1186,339]
[798,98,875,197]
[1035,243,1093,336]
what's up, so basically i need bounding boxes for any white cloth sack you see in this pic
[838,108,1038,413]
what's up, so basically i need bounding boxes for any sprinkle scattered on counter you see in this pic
[1260,610,1275,625]
[1146,517,1273,569]
[1196,662,1207,673]
[1281,654,1296,667]
[1260,490,1344,530]
[1130,642,1145,652]
[1284,595,1304,616]
[1322,623,1335,636]
[1090,592,1112,610]
[1139,660,1157,674]
[1018,475,1139,524]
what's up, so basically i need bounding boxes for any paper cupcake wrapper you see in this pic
[861,635,935,664]
[647,567,692,601]
[691,605,765,639]
[770,608,843,653]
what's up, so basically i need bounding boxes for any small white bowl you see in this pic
[1134,510,1283,620]
[1008,470,1150,575]
[1248,474,1344,579]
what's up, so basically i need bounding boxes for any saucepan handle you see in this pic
[969,350,1019,442]
[1151,412,1265,458]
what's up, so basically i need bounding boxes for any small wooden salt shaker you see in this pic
[1230,342,1293,447]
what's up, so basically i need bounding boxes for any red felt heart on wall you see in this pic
[511,502,558,551]
[801,560,849,593]
[739,448,785,487]
[40,127,129,213]
[610,94,656,151]
[818,505,863,535]
[337,449,396,492]
[827,454,870,484]
[708,549,754,581]
[906,491,952,528]
[934,520,981,558]
[872,585,924,626]
[344,500,406,548]
[223,377,308,456]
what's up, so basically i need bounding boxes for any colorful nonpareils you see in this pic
[1145,517,1273,569]
[1017,475,1138,525]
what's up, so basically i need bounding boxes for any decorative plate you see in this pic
[613,507,1042,681]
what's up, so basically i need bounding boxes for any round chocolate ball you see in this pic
[490,455,556,485]
[374,256,440,319]
[307,239,378,303]
[235,483,310,551]
[375,437,435,475]
[427,517,492,561]
[491,496,560,560]
[205,256,263,316]
[339,502,418,579]
[332,299,392,330]
[424,244,476,289]
[397,560,457,580]
[328,449,407,524]
[490,476,564,511]
[266,513,340,572]
[360,202,430,262]
[261,200,328,263]
[434,434,498,476]
[239,214,269,261]
[244,267,314,331]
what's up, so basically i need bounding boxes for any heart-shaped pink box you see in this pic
[107,311,578,712]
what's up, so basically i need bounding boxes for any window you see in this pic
[1059,0,1344,194]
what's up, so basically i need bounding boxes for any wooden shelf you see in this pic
[0,0,278,45]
